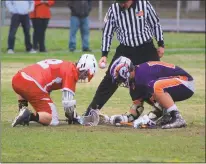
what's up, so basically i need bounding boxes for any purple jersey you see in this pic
[132,61,193,99]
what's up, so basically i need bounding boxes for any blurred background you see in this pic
[1,0,205,32]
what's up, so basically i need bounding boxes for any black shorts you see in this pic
[107,40,160,75]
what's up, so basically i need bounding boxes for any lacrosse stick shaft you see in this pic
[59,119,69,122]
[120,122,133,126]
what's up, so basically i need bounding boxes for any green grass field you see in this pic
[1,27,205,163]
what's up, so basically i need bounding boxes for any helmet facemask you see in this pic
[110,56,134,88]
[77,54,98,82]
[112,62,134,88]
[113,74,130,88]
[78,68,94,82]
[78,70,89,81]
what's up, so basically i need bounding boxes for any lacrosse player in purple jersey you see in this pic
[106,56,194,129]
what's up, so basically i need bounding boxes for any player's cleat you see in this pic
[12,107,31,127]
[161,111,186,129]
[98,113,110,125]
[156,113,172,126]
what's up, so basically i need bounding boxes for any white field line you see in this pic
[54,48,205,53]
[1,48,205,55]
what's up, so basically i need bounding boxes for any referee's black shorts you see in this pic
[106,39,160,76]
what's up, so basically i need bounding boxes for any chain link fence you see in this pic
[1,0,205,32]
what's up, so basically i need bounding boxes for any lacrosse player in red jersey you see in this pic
[105,56,194,129]
[11,54,99,127]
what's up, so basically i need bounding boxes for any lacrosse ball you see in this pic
[100,62,106,69]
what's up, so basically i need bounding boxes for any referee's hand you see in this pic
[99,56,107,69]
[157,47,164,58]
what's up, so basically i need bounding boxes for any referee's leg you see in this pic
[84,73,118,116]
[84,46,123,116]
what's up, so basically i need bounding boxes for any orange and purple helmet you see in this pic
[110,56,133,86]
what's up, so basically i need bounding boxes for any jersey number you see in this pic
[37,59,63,69]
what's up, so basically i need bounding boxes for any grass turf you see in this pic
[1,27,205,162]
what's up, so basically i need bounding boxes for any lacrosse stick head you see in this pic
[78,109,100,126]
[110,56,134,87]
[77,54,98,82]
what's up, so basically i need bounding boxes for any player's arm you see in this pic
[61,63,79,123]
[128,87,146,121]
[132,83,164,121]
[62,90,76,113]
[109,98,144,126]
[110,87,145,125]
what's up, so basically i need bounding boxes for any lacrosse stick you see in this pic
[119,121,133,126]
[79,109,100,126]
[59,118,69,122]
[119,121,157,129]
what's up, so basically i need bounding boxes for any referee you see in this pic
[84,0,165,116]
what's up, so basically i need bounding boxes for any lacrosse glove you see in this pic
[110,114,129,126]
[133,115,156,129]
[63,99,78,124]
[127,100,144,122]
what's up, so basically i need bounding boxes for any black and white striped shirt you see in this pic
[102,0,164,57]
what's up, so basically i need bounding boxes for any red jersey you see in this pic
[19,59,78,94]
